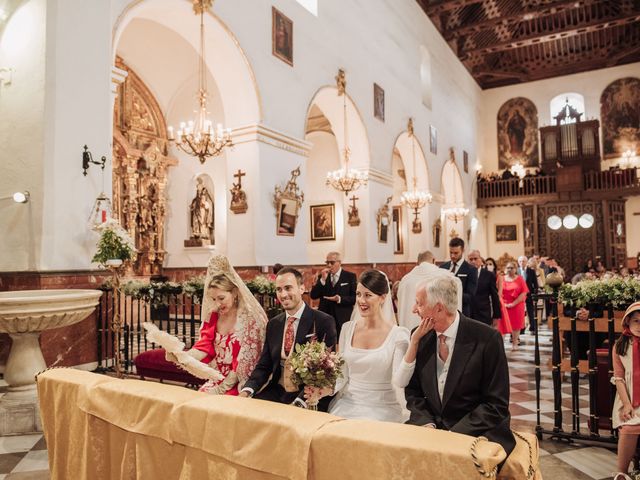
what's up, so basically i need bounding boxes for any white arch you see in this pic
[112,0,261,127]
[304,86,371,169]
[392,130,430,192]
[441,158,465,207]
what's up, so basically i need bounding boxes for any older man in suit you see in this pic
[310,251,357,337]
[403,275,515,460]
[240,267,337,408]
[439,237,477,317]
[468,250,502,327]
[397,250,462,330]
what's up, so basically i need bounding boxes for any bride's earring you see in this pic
[234,295,239,307]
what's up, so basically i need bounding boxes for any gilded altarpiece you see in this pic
[113,57,178,275]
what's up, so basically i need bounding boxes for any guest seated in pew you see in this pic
[403,276,516,461]
[239,268,337,409]
[144,255,268,395]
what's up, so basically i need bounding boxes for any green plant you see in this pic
[245,275,276,296]
[559,277,640,310]
[92,219,136,266]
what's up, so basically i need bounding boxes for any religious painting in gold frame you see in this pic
[495,224,518,243]
[392,206,403,254]
[374,83,385,122]
[310,204,335,241]
[272,7,293,66]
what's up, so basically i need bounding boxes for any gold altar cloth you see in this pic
[37,369,541,480]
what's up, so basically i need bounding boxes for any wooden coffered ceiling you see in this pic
[416,0,640,89]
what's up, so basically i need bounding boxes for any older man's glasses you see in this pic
[325,260,337,265]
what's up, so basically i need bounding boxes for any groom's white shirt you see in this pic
[396,262,463,331]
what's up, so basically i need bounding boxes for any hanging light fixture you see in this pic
[88,192,113,230]
[400,118,432,234]
[167,0,232,164]
[326,69,368,196]
[441,148,469,223]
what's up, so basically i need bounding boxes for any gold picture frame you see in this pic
[272,7,293,66]
[310,204,335,241]
[495,224,518,243]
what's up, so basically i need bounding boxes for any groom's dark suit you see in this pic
[439,260,477,317]
[243,304,336,406]
[405,314,515,457]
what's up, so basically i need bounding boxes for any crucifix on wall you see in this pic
[229,169,248,214]
[348,195,360,226]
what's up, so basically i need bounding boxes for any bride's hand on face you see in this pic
[411,317,434,345]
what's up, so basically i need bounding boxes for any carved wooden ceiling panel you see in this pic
[416,0,640,89]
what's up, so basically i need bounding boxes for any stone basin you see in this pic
[0,289,103,333]
[0,289,102,435]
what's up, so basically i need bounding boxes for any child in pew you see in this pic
[612,302,640,480]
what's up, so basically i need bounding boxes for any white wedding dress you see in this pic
[328,319,410,423]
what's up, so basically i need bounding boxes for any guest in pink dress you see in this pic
[501,261,528,350]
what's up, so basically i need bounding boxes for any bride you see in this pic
[315,269,410,422]
[143,255,267,395]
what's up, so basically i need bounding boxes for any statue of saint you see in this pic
[190,179,214,240]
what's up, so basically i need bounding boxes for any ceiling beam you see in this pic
[419,0,484,16]
[443,0,605,41]
[460,13,640,59]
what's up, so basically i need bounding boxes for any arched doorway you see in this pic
[391,125,431,260]
[303,84,371,263]
[112,0,261,269]
[441,151,467,244]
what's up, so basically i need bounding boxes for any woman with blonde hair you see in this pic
[143,255,267,395]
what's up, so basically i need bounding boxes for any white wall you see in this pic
[485,206,524,261]
[0,0,46,271]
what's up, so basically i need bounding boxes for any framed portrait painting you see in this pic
[495,224,518,243]
[463,150,469,173]
[429,125,437,155]
[374,83,385,122]
[272,7,293,66]
[310,204,335,241]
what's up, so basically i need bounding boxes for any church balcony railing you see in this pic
[477,167,640,207]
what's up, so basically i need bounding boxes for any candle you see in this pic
[167,126,174,140]
[101,210,107,222]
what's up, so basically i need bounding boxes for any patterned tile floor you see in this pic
[0,323,625,479]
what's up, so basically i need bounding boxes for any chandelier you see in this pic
[442,205,469,223]
[167,0,232,164]
[326,69,368,196]
[400,119,432,233]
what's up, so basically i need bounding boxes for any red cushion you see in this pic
[134,349,205,385]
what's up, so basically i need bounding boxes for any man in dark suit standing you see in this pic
[310,251,357,337]
[468,250,501,327]
[404,276,515,461]
[439,238,477,317]
[524,258,539,333]
[240,267,337,408]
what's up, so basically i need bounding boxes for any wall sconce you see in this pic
[82,145,106,176]
[0,191,30,203]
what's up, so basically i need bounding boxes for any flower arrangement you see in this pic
[245,275,276,296]
[288,340,344,410]
[182,276,205,304]
[92,219,136,266]
[559,277,640,311]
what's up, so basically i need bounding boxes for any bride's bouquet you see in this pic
[288,340,344,410]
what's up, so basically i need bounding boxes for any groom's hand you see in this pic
[239,391,250,398]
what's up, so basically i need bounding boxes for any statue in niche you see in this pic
[186,178,214,247]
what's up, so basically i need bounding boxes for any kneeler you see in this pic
[134,348,205,387]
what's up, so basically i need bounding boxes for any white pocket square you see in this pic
[340,282,348,286]
[458,274,467,277]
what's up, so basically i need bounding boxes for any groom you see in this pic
[404,275,515,459]
[240,267,337,408]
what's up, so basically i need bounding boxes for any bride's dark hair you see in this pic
[359,270,389,296]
